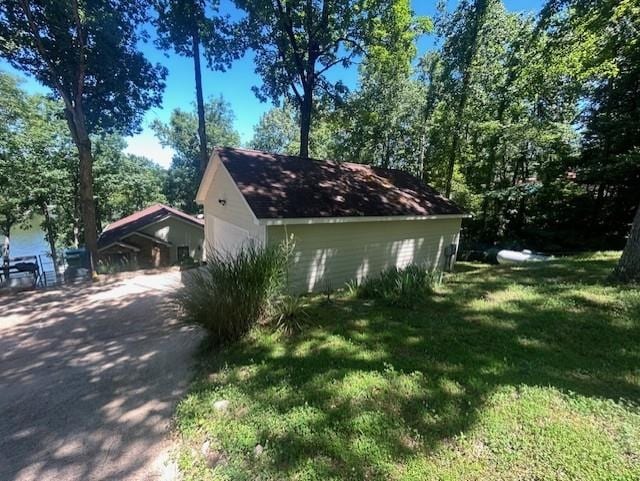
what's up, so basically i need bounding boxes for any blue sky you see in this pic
[1,0,543,168]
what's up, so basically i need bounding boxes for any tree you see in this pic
[154,0,241,175]
[234,0,392,158]
[23,96,77,268]
[330,1,430,169]
[250,104,299,154]
[0,1,166,274]
[613,202,640,283]
[93,135,167,229]
[541,0,640,259]
[153,97,240,212]
[0,72,78,265]
[0,73,32,237]
[437,0,493,197]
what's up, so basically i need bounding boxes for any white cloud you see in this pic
[125,131,175,168]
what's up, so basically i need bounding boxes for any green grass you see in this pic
[174,252,640,481]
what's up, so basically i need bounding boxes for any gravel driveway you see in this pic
[0,270,203,481]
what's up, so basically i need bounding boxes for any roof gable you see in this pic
[212,147,464,220]
[98,203,203,249]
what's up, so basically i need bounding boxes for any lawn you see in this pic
[175,252,640,481]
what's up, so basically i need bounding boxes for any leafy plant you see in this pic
[272,295,308,335]
[357,264,442,307]
[176,241,290,345]
[96,257,139,275]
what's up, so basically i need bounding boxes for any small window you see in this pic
[177,246,190,261]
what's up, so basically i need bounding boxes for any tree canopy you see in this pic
[0,0,166,272]
[153,97,241,213]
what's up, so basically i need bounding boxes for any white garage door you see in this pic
[212,217,252,258]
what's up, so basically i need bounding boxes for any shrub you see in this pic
[272,295,308,334]
[176,242,290,344]
[96,256,139,274]
[357,264,442,307]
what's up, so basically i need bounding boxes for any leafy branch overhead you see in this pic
[234,0,429,157]
[0,0,167,272]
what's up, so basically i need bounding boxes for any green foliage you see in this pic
[357,264,443,307]
[0,0,167,267]
[0,0,166,136]
[233,0,408,156]
[96,256,140,275]
[0,71,77,265]
[93,135,167,227]
[250,104,299,155]
[175,253,640,480]
[176,242,290,345]
[328,1,429,169]
[153,97,240,213]
[272,294,308,335]
[153,0,241,69]
[0,72,37,236]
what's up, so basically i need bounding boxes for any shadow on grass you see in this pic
[186,255,639,478]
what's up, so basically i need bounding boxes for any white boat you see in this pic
[496,249,551,265]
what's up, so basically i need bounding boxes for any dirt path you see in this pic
[0,270,203,481]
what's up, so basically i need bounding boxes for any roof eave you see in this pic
[258,213,472,226]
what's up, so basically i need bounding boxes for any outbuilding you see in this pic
[97,203,204,269]
[196,147,468,292]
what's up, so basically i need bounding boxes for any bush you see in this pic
[356,264,442,307]
[96,256,139,274]
[272,295,308,334]
[176,242,290,344]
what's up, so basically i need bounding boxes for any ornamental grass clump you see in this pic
[357,264,442,307]
[176,241,290,344]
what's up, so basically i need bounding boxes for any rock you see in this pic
[200,440,210,456]
[212,399,230,412]
[253,444,264,457]
[201,440,227,468]
[205,450,227,468]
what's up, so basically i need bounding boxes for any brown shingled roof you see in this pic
[215,147,464,219]
[98,203,203,249]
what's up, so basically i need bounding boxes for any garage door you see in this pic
[213,217,252,257]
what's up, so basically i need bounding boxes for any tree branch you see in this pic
[18,0,73,111]
[273,0,308,88]
[315,56,347,77]
[71,0,86,102]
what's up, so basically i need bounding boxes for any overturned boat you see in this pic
[496,249,552,265]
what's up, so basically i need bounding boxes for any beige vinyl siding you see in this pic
[267,218,462,293]
[140,217,204,262]
[202,162,264,253]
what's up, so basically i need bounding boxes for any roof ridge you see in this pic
[216,146,391,173]
[102,203,202,234]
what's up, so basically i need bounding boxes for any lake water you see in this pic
[5,214,56,273]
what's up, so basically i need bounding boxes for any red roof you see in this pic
[98,203,203,249]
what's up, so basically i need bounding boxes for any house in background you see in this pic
[97,203,204,269]
[196,147,469,292]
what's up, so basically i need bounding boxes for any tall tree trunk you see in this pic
[299,87,312,158]
[64,107,98,276]
[444,0,489,198]
[78,140,98,274]
[192,27,208,175]
[613,203,640,283]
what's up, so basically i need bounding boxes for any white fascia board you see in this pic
[258,213,472,226]
[138,214,204,233]
[124,230,173,246]
[98,241,141,252]
[195,151,221,204]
